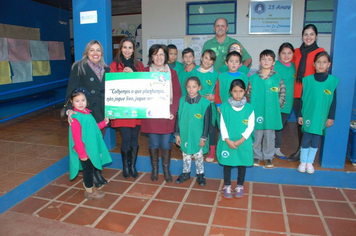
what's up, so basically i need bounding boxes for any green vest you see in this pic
[219,72,249,104]
[178,65,199,97]
[217,103,254,166]
[195,69,219,126]
[274,61,296,114]
[219,64,250,75]
[301,74,338,136]
[172,61,184,75]
[178,96,211,154]
[250,73,282,130]
[69,112,112,180]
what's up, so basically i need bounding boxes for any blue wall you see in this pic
[0,0,71,118]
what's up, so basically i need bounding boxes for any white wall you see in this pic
[142,0,331,70]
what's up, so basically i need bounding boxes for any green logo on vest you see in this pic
[222,151,229,158]
[257,116,264,124]
[324,89,332,95]
[206,80,212,86]
[305,120,311,127]
[194,113,203,119]
[270,87,279,92]
[242,119,248,125]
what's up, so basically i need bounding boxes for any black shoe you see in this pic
[94,169,108,185]
[93,171,102,187]
[253,159,261,167]
[149,149,159,182]
[196,173,206,186]
[287,148,301,162]
[265,159,274,168]
[121,150,131,179]
[130,146,139,178]
[161,149,172,183]
[175,172,190,184]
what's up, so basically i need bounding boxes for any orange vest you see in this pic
[292,47,325,98]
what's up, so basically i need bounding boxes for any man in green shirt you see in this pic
[202,18,252,72]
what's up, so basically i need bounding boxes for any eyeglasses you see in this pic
[229,47,241,52]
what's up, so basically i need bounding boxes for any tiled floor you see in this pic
[8,170,356,236]
[1,107,356,235]
[1,107,355,196]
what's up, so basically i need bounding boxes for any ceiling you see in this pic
[31,0,142,17]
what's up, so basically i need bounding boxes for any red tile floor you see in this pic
[1,107,356,235]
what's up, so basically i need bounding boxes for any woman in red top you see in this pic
[110,37,145,179]
[288,24,325,162]
[140,44,181,182]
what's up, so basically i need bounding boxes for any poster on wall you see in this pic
[249,0,292,34]
[105,72,170,119]
[187,36,207,65]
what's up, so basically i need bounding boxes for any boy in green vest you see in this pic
[167,44,184,76]
[247,49,286,168]
[178,47,199,97]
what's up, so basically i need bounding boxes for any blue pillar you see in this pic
[319,0,356,168]
[72,0,116,149]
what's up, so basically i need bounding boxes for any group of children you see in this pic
[67,41,337,201]
[167,41,337,199]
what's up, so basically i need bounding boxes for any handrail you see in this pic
[0,78,69,123]
[0,78,69,97]
[0,98,65,123]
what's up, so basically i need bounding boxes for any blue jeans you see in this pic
[148,133,172,149]
[301,132,321,148]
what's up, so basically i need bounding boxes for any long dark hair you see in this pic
[113,37,138,68]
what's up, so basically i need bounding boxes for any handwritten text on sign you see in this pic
[105,72,170,119]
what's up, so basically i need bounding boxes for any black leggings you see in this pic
[81,159,94,188]
[223,165,247,186]
[293,98,303,145]
[119,125,140,151]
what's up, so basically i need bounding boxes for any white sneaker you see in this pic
[306,163,315,174]
[298,163,307,172]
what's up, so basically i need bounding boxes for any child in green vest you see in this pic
[175,76,212,186]
[193,49,219,163]
[297,52,338,174]
[64,87,112,200]
[167,44,184,75]
[274,43,296,159]
[215,51,249,111]
[217,79,255,198]
[247,49,286,168]
[178,48,199,97]
[219,42,250,75]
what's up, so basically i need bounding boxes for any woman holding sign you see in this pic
[65,40,110,188]
[110,37,145,179]
[141,44,181,182]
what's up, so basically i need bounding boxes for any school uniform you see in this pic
[273,60,296,149]
[249,71,284,161]
[175,95,211,174]
[69,109,112,180]
[178,65,199,97]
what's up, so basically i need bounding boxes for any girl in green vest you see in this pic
[297,52,338,174]
[217,79,255,199]
[274,43,296,159]
[175,76,212,186]
[64,88,112,200]
[193,49,219,163]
